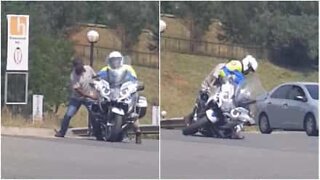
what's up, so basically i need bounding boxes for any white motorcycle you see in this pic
[90,78,147,142]
[183,75,263,139]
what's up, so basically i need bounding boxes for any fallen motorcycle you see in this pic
[183,75,264,139]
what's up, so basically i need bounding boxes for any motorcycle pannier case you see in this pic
[136,96,147,118]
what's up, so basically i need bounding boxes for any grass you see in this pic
[161,51,318,118]
[2,107,60,129]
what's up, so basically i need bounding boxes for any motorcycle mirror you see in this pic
[137,81,144,91]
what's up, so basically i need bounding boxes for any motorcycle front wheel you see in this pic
[105,114,123,142]
[182,117,208,135]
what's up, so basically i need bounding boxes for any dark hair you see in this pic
[72,58,84,67]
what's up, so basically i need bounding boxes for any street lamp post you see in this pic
[86,30,99,67]
[86,29,99,135]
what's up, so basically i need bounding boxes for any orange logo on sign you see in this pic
[9,16,27,36]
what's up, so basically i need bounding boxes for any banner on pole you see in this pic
[6,15,29,71]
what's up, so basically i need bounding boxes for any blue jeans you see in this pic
[59,98,94,136]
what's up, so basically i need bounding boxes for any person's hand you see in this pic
[87,92,98,100]
[200,89,209,101]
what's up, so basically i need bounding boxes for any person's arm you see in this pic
[128,72,138,82]
[74,87,96,99]
[126,65,138,79]
[125,65,138,82]
[201,63,225,91]
[71,74,97,100]
[201,68,216,91]
[88,65,97,77]
[96,70,107,79]
[95,66,108,79]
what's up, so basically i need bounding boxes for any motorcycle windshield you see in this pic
[234,74,266,105]
[106,67,133,101]
[108,68,128,88]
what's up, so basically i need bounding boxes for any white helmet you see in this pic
[242,55,258,73]
[107,51,123,69]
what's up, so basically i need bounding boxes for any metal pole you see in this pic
[89,42,94,67]
[88,42,94,136]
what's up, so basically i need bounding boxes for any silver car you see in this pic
[256,82,318,136]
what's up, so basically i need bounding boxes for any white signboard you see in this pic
[152,106,159,126]
[33,95,43,122]
[6,15,29,71]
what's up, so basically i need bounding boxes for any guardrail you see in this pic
[71,124,159,136]
[160,117,184,129]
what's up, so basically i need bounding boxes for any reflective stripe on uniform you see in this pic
[98,65,137,79]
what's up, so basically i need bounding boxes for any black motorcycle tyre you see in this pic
[182,117,209,135]
[106,113,123,142]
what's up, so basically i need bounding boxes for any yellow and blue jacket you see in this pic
[97,65,137,81]
[219,60,245,85]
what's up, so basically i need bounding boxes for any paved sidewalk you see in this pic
[1,126,77,138]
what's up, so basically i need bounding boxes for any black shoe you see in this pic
[135,132,142,144]
[54,129,65,138]
[96,136,104,141]
[121,132,131,143]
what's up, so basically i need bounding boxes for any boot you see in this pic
[135,131,142,144]
[231,132,244,139]
[54,129,65,138]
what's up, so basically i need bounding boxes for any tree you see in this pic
[1,2,75,113]
[161,2,221,52]
[29,36,73,113]
[99,2,159,51]
[162,1,318,67]
[161,2,219,41]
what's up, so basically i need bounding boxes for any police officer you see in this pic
[185,55,258,134]
[96,51,142,144]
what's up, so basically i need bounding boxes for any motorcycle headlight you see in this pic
[104,87,110,95]
[100,86,110,99]
[120,87,129,98]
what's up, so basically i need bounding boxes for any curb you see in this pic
[1,126,76,139]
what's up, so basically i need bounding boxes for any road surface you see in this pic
[2,135,159,179]
[160,129,318,179]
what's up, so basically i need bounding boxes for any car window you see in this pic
[287,86,306,100]
[306,84,318,100]
[270,85,291,99]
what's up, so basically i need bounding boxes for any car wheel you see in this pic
[259,113,272,134]
[304,114,318,136]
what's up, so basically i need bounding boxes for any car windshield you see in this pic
[306,84,318,100]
